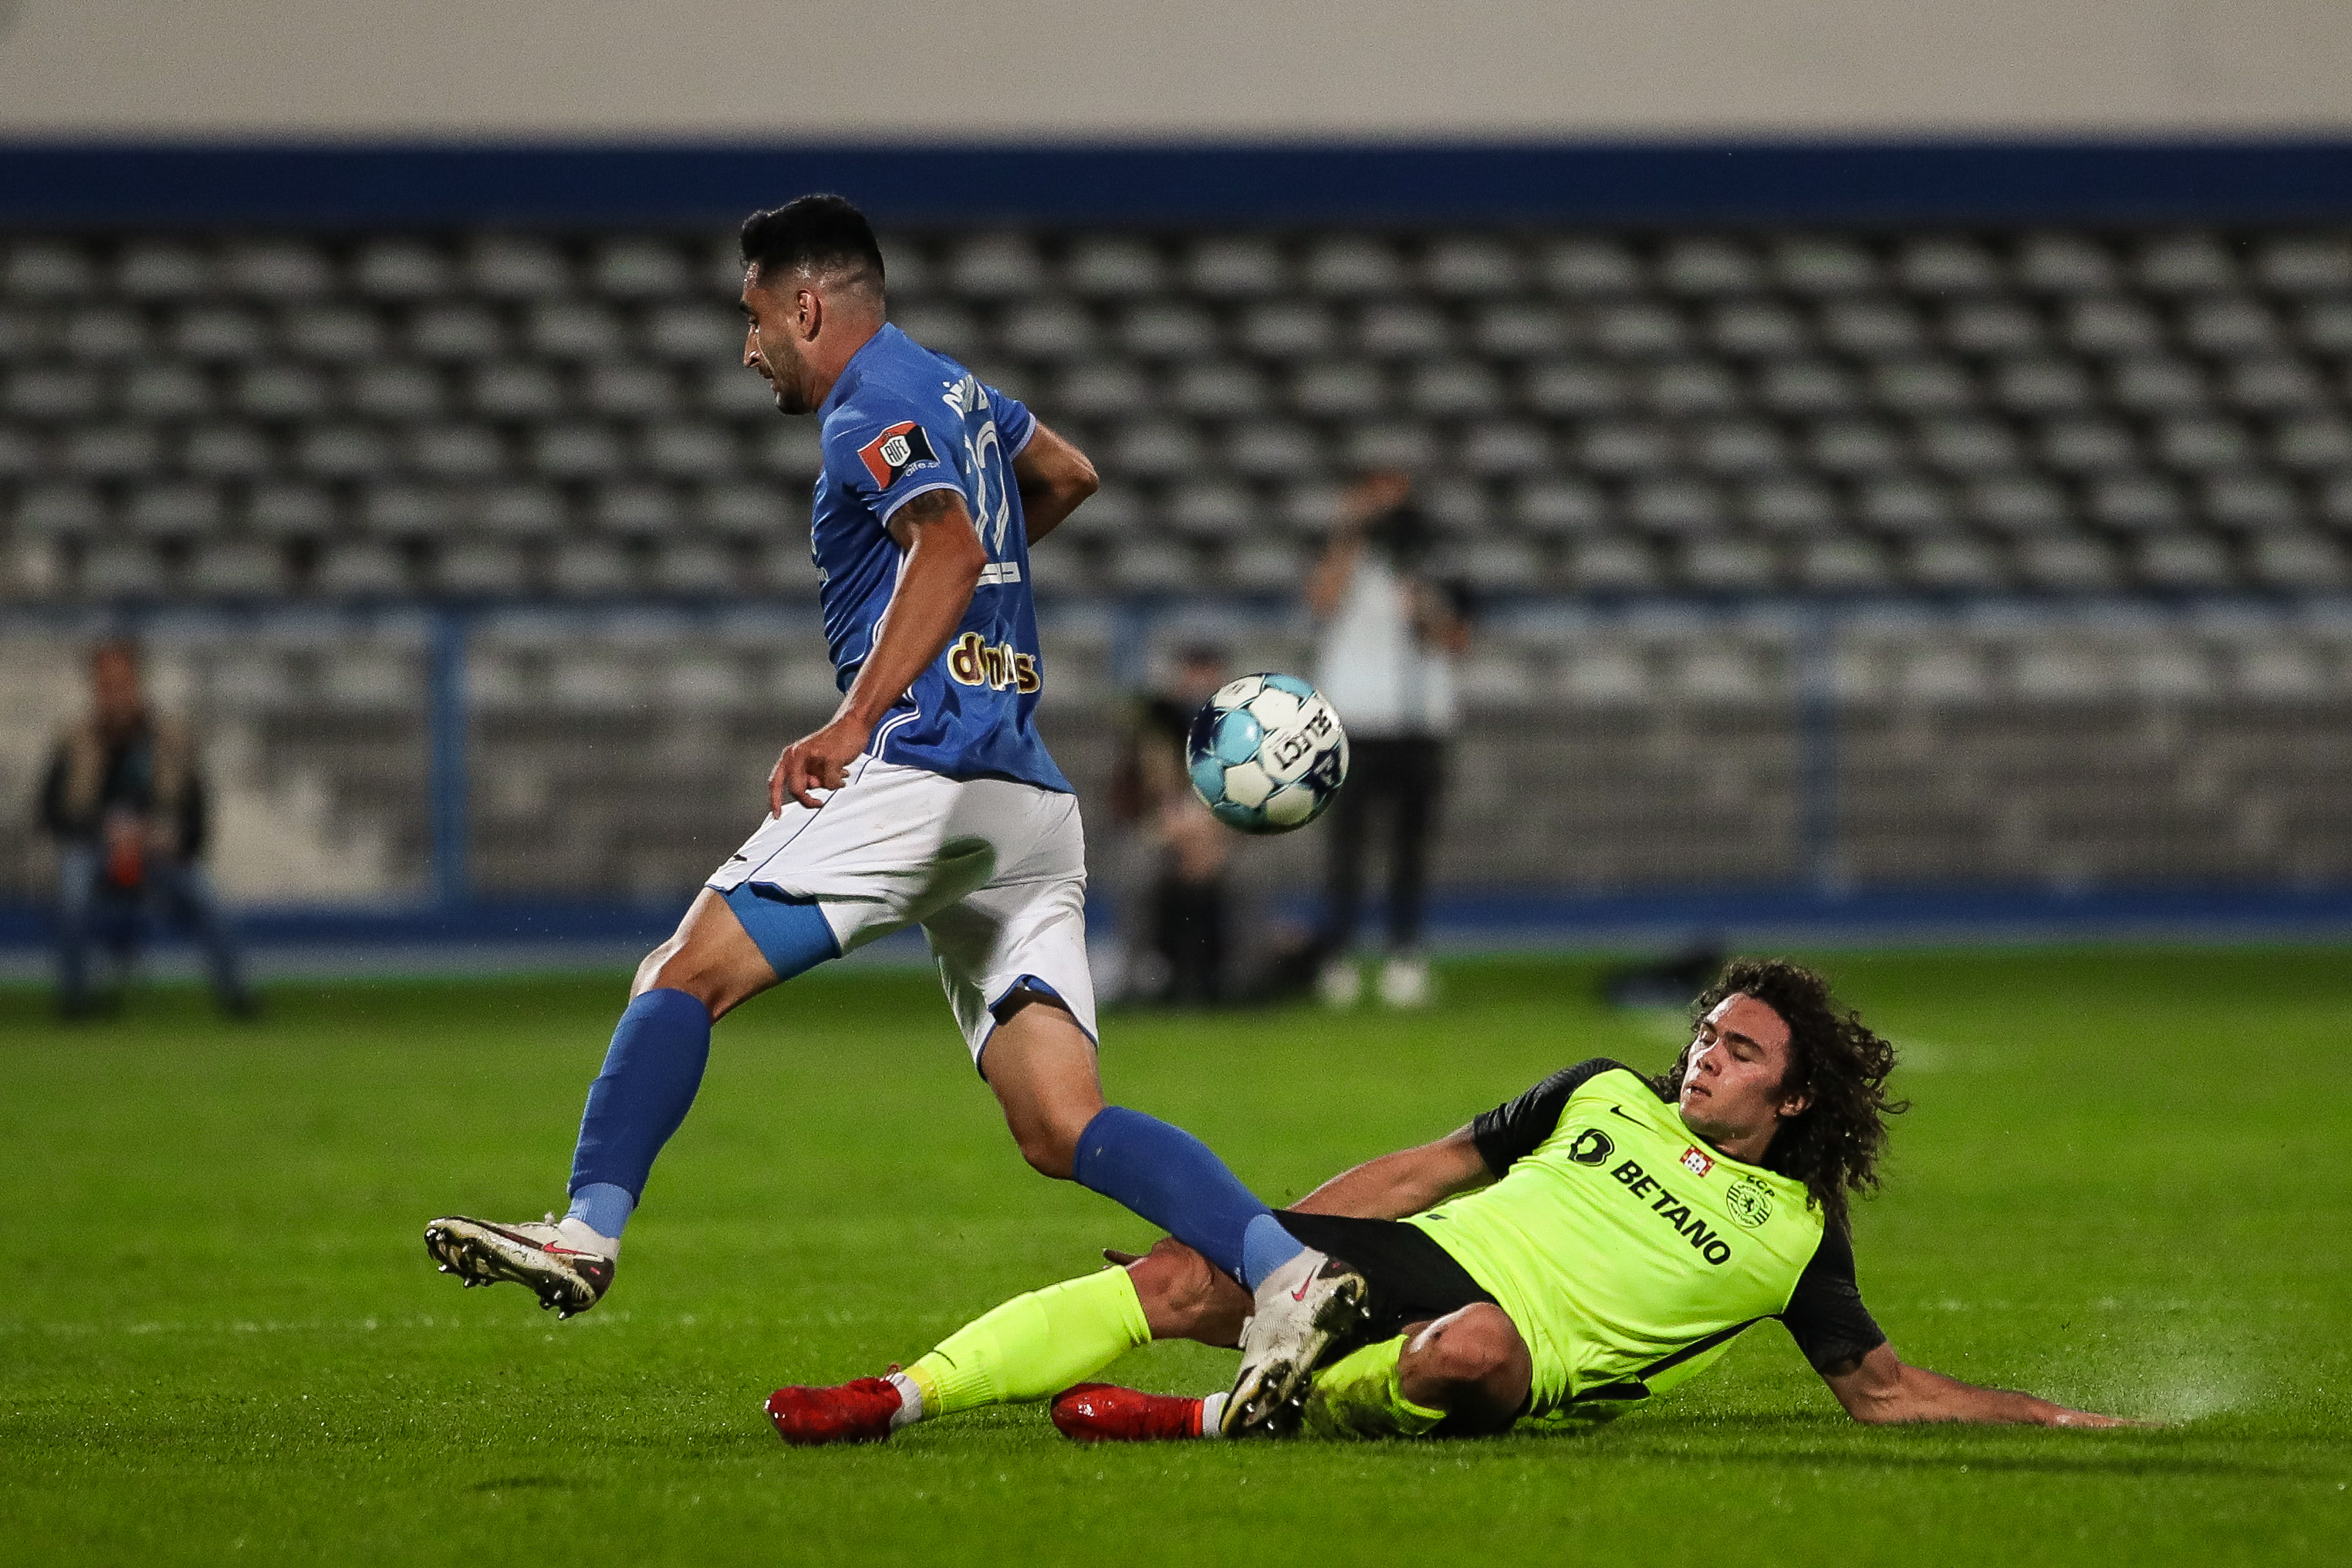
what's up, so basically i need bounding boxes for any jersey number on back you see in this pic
[945,374,1015,559]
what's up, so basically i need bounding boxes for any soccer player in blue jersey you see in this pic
[425,197,1265,1318]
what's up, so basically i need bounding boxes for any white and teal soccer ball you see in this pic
[1185,673,1349,834]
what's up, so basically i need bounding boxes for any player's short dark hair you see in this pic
[738,194,885,299]
[1661,958,1907,1232]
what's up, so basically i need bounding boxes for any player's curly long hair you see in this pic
[1657,958,1906,1232]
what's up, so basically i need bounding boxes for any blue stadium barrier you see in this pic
[4,138,2352,227]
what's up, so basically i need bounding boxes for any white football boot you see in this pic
[1221,1248,1371,1437]
[424,1214,617,1319]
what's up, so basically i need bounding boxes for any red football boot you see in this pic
[1050,1383,1205,1442]
[765,1377,904,1446]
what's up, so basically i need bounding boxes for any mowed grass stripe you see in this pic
[2,950,2348,1566]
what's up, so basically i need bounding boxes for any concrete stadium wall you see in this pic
[2,1,2351,140]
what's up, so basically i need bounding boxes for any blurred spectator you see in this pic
[1107,644,1234,1005]
[38,640,254,1019]
[1306,471,1468,1009]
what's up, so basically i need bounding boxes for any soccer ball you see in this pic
[1185,674,1350,834]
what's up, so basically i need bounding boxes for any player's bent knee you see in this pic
[628,891,777,1019]
[1439,1303,1526,1375]
[1130,1237,1249,1347]
[1011,1120,1079,1179]
[1400,1304,1532,1429]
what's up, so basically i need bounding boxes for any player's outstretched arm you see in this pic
[1820,1342,2135,1428]
[1012,421,1098,545]
[1287,1127,1495,1221]
[769,488,987,811]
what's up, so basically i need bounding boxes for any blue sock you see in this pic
[1240,1212,1308,1290]
[566,1182,635,1239]
[1071,1106,1269,1279]
[566,987,712,1232]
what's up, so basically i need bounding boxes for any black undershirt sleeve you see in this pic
[1779,1224,1887,1373]
[1469,1059,1637,1175]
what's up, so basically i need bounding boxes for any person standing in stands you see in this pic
[38,638,255,1019]
[1306,471,1468,1010]
[1108,644,1234,1005]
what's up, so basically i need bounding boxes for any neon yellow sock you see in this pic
[1300,1335,1447,1440]
[905,1266,1151,1420]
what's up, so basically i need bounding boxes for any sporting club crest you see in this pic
[1725,1178,1773,1230]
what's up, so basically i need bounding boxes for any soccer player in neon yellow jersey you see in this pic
[766,958,2131,1442]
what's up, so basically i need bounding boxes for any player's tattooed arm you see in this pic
[1010,421,1098,545]
[767,488,985,812]
[1820,1342,2139,1428]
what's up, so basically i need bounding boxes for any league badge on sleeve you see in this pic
[858,421,939,488]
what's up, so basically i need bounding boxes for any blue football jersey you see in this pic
[807,323,1070,793]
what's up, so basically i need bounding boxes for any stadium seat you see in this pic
[1066,238,1166,299]
[80,541,165,597]
[409,305,507,362]
[188,539,289,596]
[1472,302,1570,358]
[1304,237,1407,297]
[15,483,106,539]
[123,363,214,419]
[118,242,215,301]
[1424,237,1526,297]
[64,424,163,478]
[581,363,678,419]
[184,425,275,480]
[435,540,530,596]
[999,300,1097,362]
[1947,308,2060,367]
[316,540,411,596]
[1187,238,1289,299]
[1168,362,1269,418]
[66,308,145,363]
[353,241,455,299]
[1908,536,2006,590]
[475,485,568,539]
[948,235,1047,298]
[1224,421,1321,479]
[466,235,571,298]
[0,218,2345,674]
[1224,539,1308,593]
[2248,534,2348,589]
[2135,533,2235,590]
[352,363,450,422]
[592,239,688,299]
[1359,304,1449,360]
[1541,238,1644,296]
[2016,536,2121,590]
[126,484,224,539]
[1168,482,1253,539]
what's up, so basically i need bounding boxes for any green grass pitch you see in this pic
[4,948,2350,1566]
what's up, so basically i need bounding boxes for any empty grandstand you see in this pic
[4,147,2351,936]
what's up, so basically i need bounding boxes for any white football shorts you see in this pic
[705,755,1097,1063]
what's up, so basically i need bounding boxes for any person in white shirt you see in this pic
[1305,472,1468,1009]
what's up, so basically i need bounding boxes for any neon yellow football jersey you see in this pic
[1408,1063,1840,1424]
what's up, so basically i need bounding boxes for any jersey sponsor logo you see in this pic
[1725,1178,1773,1230]
[1608,1157,1734,1266]
[1680,1145,1715,1178]
[946,630,1041,694]
[1566,1127,1614,1166]
[858,421,940,488]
